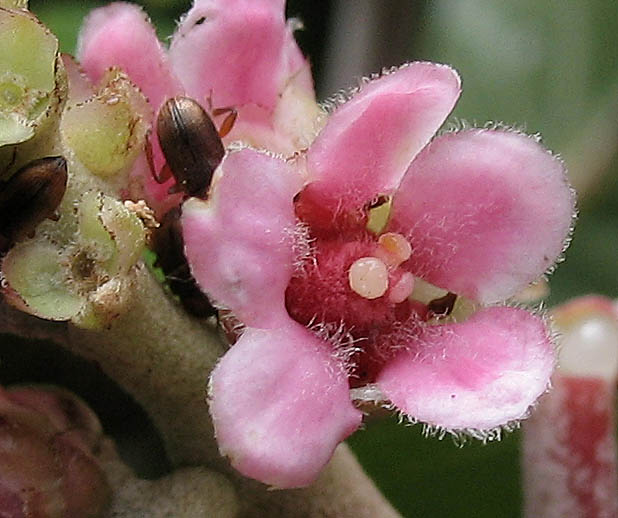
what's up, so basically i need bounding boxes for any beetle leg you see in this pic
[157,163,173,184]
[145,136,156,179]
[219,110,238,138]
[212,106,238,138]
[205,90,214,112]
[146,136,175,185]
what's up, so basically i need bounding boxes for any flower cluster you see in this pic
[77,0,575,488]
[77,0,320,214]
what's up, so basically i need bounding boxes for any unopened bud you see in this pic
[157,96,224,198]
[0,386,111,517]
[0,7,61,148]
[0,156,67,247]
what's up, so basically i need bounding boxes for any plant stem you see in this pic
[0,264,400,517]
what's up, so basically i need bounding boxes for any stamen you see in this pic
[377,232,412,267]
[348,257,388,299]
[389,272,415,303]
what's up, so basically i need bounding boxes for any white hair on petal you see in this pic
[321,62,451,115]
[307,318,365,373]
[283,219,316,274]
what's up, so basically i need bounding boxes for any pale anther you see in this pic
[349,257,389,299]
[378,232,412,267]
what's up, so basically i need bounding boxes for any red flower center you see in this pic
[285,194,462,386]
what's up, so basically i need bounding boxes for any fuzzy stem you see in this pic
[522,296,618,518]
[0,265,400,517]
[1,264,225,467]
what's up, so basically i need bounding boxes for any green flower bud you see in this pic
[61,69,150,179]
[2,189,146,327]
[0,8,61,151]
[2,239,82,320]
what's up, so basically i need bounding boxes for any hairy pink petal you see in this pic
[302,63,460,218]
[377,307,554,430]
[169,0,311,113]
[182,149,303,328]
[77,2,182,107]
[209,320,362,488]
[390,129,574,303]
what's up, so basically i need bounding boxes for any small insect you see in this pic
[150,206,217,318]
[427,291,457,318]
[149,96,226,198]
[0,156,68,252]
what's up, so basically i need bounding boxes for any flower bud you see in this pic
[61,69,150,179]
[0,386,111,518]
[0,7,61,149]
[522,296,618,518]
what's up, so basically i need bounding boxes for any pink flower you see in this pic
[77,0,575,489]
[181,62,575,488]
[76,0,318,212]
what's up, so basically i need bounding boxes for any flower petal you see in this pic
[377,306,555,430]
[77,2,182,108]
[169,0,317,155]
[169,0,312,113]
[209,320,362,488]
[300,63,460,222]
[182,148,302,328]
[390,129,575,303]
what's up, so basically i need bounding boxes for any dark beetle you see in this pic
[0,156,68,251]
[155,96,225,198]
[151,206,217,318]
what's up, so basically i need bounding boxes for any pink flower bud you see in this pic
[523,296,618,518]
[0,386,111,518]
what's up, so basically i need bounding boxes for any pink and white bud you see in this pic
[522,296,618,518]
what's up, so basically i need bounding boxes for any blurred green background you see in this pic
[4,1,618,516]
